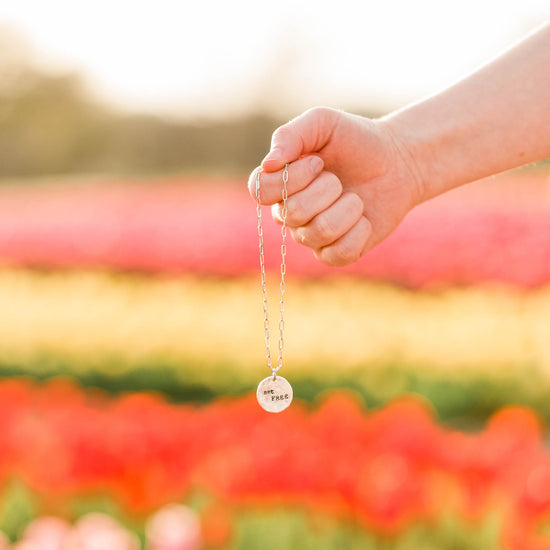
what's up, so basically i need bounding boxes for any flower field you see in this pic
[0,171,550,548]
[0,173,549,286]
[0,378,549,549]
[1,269,550,424]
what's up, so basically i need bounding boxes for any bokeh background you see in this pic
[0,1,550,549]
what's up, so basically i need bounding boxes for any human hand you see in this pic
[248,107,424,266]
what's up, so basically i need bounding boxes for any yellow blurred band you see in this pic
[0,269,548,384]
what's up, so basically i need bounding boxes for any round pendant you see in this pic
[256,375,293,413]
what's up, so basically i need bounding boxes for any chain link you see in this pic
[255,164,288,380]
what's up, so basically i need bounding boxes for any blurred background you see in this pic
[0,1,549,549]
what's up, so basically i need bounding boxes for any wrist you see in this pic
[376,115,431,207]
[379,102,479,204]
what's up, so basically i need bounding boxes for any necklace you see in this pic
[255,164,293,413]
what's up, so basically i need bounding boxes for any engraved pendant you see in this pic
[256,375,293,413]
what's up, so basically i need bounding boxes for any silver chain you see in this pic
[255,164,288,380]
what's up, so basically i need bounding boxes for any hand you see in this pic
[248,107,424,266]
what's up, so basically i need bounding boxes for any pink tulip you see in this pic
[61,514,139,550]
[20,517,71,550]
[146,505,201,550]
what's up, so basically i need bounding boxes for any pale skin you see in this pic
[248,23,550,267]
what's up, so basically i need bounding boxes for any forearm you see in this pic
[381,22,550,202]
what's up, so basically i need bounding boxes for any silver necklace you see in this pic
[255,164,293,413]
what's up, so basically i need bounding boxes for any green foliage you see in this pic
[0,479,38,541]
[230,508,499,550]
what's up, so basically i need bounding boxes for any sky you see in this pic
[0,1,548,120]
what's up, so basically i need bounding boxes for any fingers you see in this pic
[262,165,372,266]
[279,182,372,267]
[248,106,340,204]
[248,155,324,205]
[261,107,340,172]
[289,192,364,249]
[272,171,342,227]
[314,216,373,267]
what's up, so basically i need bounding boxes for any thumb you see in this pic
[261,107,339,172]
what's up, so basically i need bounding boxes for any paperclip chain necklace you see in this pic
[255,164,293,413]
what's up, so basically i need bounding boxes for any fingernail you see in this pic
[310,156,323,173]
[262,148,282,165]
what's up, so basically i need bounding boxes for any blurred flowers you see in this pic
[0,268,549,424]
[6,508,200,550]
[1,170,550,549]
[0,379,548,547]
[145,505,201,550]
[0,174,549,286]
